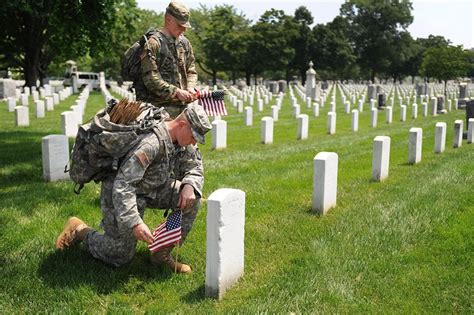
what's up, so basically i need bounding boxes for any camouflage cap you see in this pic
[166,1,191,28]
[184,103,212,144]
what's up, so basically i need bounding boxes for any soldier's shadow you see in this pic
[38,247,172,294]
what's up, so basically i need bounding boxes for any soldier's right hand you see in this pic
[132,223,154,244]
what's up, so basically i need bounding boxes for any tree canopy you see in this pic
[1,0,473,86]
[421,45,469,94]
[0,0,120,86]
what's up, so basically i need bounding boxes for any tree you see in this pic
[340,0,414,81]
[466,49,474,78]
[386,31,420,83]
[289,6,314,84]
[247,9,297,84]
[196,5,250,85]
[0,0,120,87]
[90,6,163,80]
[312,16,357,80]
[420,45,468,95]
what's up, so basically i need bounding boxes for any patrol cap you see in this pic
[166,1,191,28]
[184,103,212,144]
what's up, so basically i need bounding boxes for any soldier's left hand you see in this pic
[177,184,196,209]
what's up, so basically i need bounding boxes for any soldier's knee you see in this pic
[108,247,136,267]
[110,252,135,267]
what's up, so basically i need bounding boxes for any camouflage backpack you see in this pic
[66,99,169,194]
[121,29,162,82]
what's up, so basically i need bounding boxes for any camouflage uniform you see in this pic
[135,29,198,118]
[83,122,203,267]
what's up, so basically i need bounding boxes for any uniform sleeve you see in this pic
[141,38,178,100]
[186,42,198,90]
[177,145,204,197]
[112,141,159,232]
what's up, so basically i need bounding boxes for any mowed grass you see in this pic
[0,87,472,313]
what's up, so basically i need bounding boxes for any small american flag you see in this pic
[198,90,228,116]
[148,211,182,253]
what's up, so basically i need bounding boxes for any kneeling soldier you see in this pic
[56,103,211,273]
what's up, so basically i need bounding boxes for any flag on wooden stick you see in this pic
[148,211,182,253]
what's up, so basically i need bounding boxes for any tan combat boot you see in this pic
[150,245,192,274]
[55,217,92,249]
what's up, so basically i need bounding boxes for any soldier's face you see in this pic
[177,121,196,146]
[169,16,187,38]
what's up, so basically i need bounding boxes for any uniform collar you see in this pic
[157,121,177,155]
[159,28,178,44]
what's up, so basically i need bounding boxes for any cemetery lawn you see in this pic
[0,90,473,313]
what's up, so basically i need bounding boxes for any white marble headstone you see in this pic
[372,136,390,182]
[327,112,336,134]
[271,105,279,122]
[371,108,377,128]
[42,135,70,182]
[261,117,273,144]
[35,100,45,118]
[15,106,29,127]
[434,122,446,153]
[244,106,253,126]
[408,127,422,164]
[313,152,338,215]
[297,114,309,140]
[467,118,474,144]
[61,111,79,137]
[211,120,227,150]
[352,109,359,132]
[7,97,16,112]
[205,188,245,300]
[386,106,393,124]
[453,120,463,148]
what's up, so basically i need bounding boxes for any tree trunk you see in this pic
[254,72,257,86]
[245,72,251,86]
[232,71,236,85]
[212,70,217,86]
[371,69,376,83]
[24,46,41,88]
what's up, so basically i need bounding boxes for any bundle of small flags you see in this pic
[197,89,227,117]
[148,210,182,253]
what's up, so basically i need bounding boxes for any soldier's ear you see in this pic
[177,119,187,128]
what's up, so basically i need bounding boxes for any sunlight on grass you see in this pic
[0,88,473,312]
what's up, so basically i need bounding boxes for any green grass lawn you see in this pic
[0,87,472,313]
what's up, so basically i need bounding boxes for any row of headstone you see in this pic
[61,87,90,137]
[42,88,90,180]
[100,83,113,104]
[111,84,135,101]
[313,119,473,214]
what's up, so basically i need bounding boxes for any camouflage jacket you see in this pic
[112,121,203,231]
[135,29,197,109]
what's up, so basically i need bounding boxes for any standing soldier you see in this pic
[56,104,212,274]
[135,1,198,118]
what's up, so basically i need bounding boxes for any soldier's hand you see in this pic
[175,89,195,103]
[177,184,196,210]
[132,223,154,244]
[188,88,198,100]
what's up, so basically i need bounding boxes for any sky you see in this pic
[137,0,474,49]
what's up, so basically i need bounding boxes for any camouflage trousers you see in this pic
[83,177,199,267]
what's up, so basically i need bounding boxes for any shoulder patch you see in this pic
[135,150,151,168]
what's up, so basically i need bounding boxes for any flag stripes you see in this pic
[198,90,227,116]
[148,211,182,253]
